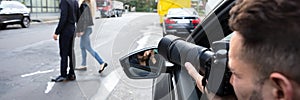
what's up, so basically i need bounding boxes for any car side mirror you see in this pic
[119,47,165,79]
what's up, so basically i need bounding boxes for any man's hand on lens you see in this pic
[185,62,235,100]
[185,62,204,92]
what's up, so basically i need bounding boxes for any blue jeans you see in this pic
[80,27,104,66]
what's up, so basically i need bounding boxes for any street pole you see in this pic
[30,0,32,12]
[35,0,37,19]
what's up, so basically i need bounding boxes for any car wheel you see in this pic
[21,17,30,28]
[0,24,7,29]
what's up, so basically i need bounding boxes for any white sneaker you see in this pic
[75,66,87,70]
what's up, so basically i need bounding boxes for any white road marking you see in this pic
[92,68,121,100]
[44,82,55,94]
[102,68,121,92]
[21,69,54,77]
[134,32,162,51]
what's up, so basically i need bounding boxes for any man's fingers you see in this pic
[185,62,204,92]
[185,62,200,79]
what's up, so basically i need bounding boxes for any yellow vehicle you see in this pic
[157,0,191,24]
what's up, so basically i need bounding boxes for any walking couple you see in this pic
[52,0,107,82]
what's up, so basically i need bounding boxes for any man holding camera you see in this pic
[185,0,300,99]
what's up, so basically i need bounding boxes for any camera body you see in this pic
[158,35,235,96]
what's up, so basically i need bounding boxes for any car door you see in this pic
[152,0,236,100]
[10,2,25,21]
[0,2,23,23]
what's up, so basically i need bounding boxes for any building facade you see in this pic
[10,0,60,13]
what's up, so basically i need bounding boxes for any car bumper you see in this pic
[165,23,195,33]
[165,28,194,37]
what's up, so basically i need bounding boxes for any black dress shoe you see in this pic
[51,76,67,82]
[98,63,108,73]
[67,74,76,81]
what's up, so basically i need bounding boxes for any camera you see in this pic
[158,35,235,96]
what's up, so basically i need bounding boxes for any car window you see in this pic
[1,2,12,8]
[184,17,198,19]
[15,4,26,9]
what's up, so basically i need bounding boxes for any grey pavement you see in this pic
[30,13,60,23]
[0,12,158,100]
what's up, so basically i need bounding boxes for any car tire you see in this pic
[21,17,30,28]
[0,24,7,30]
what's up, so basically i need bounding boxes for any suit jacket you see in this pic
[55,0,80,36]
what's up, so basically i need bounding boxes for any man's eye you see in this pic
[231,72,241,79]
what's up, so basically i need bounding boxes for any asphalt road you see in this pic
[0,12,162,100]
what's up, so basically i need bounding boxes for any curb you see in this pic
[31,18,60,24]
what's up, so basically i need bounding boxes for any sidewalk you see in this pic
[30,13,60,23]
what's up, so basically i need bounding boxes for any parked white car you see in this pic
[0,1,31,29]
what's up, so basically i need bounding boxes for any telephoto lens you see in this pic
[157,35,235,97]
[157,35,213,75]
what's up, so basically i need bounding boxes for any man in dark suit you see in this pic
[52,0,79,82]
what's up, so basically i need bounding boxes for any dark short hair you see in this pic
[229,0,300,83]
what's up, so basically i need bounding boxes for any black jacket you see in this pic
[76,1,94,33]
[55,0,80,35]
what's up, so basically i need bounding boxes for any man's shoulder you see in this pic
[65,0,78,5]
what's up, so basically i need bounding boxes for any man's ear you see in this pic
[270,73,293,100]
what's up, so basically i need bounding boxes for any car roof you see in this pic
[0,1,24,6]
[167,8,199,17]
[0,1,27,9]
[168,8,198,15]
